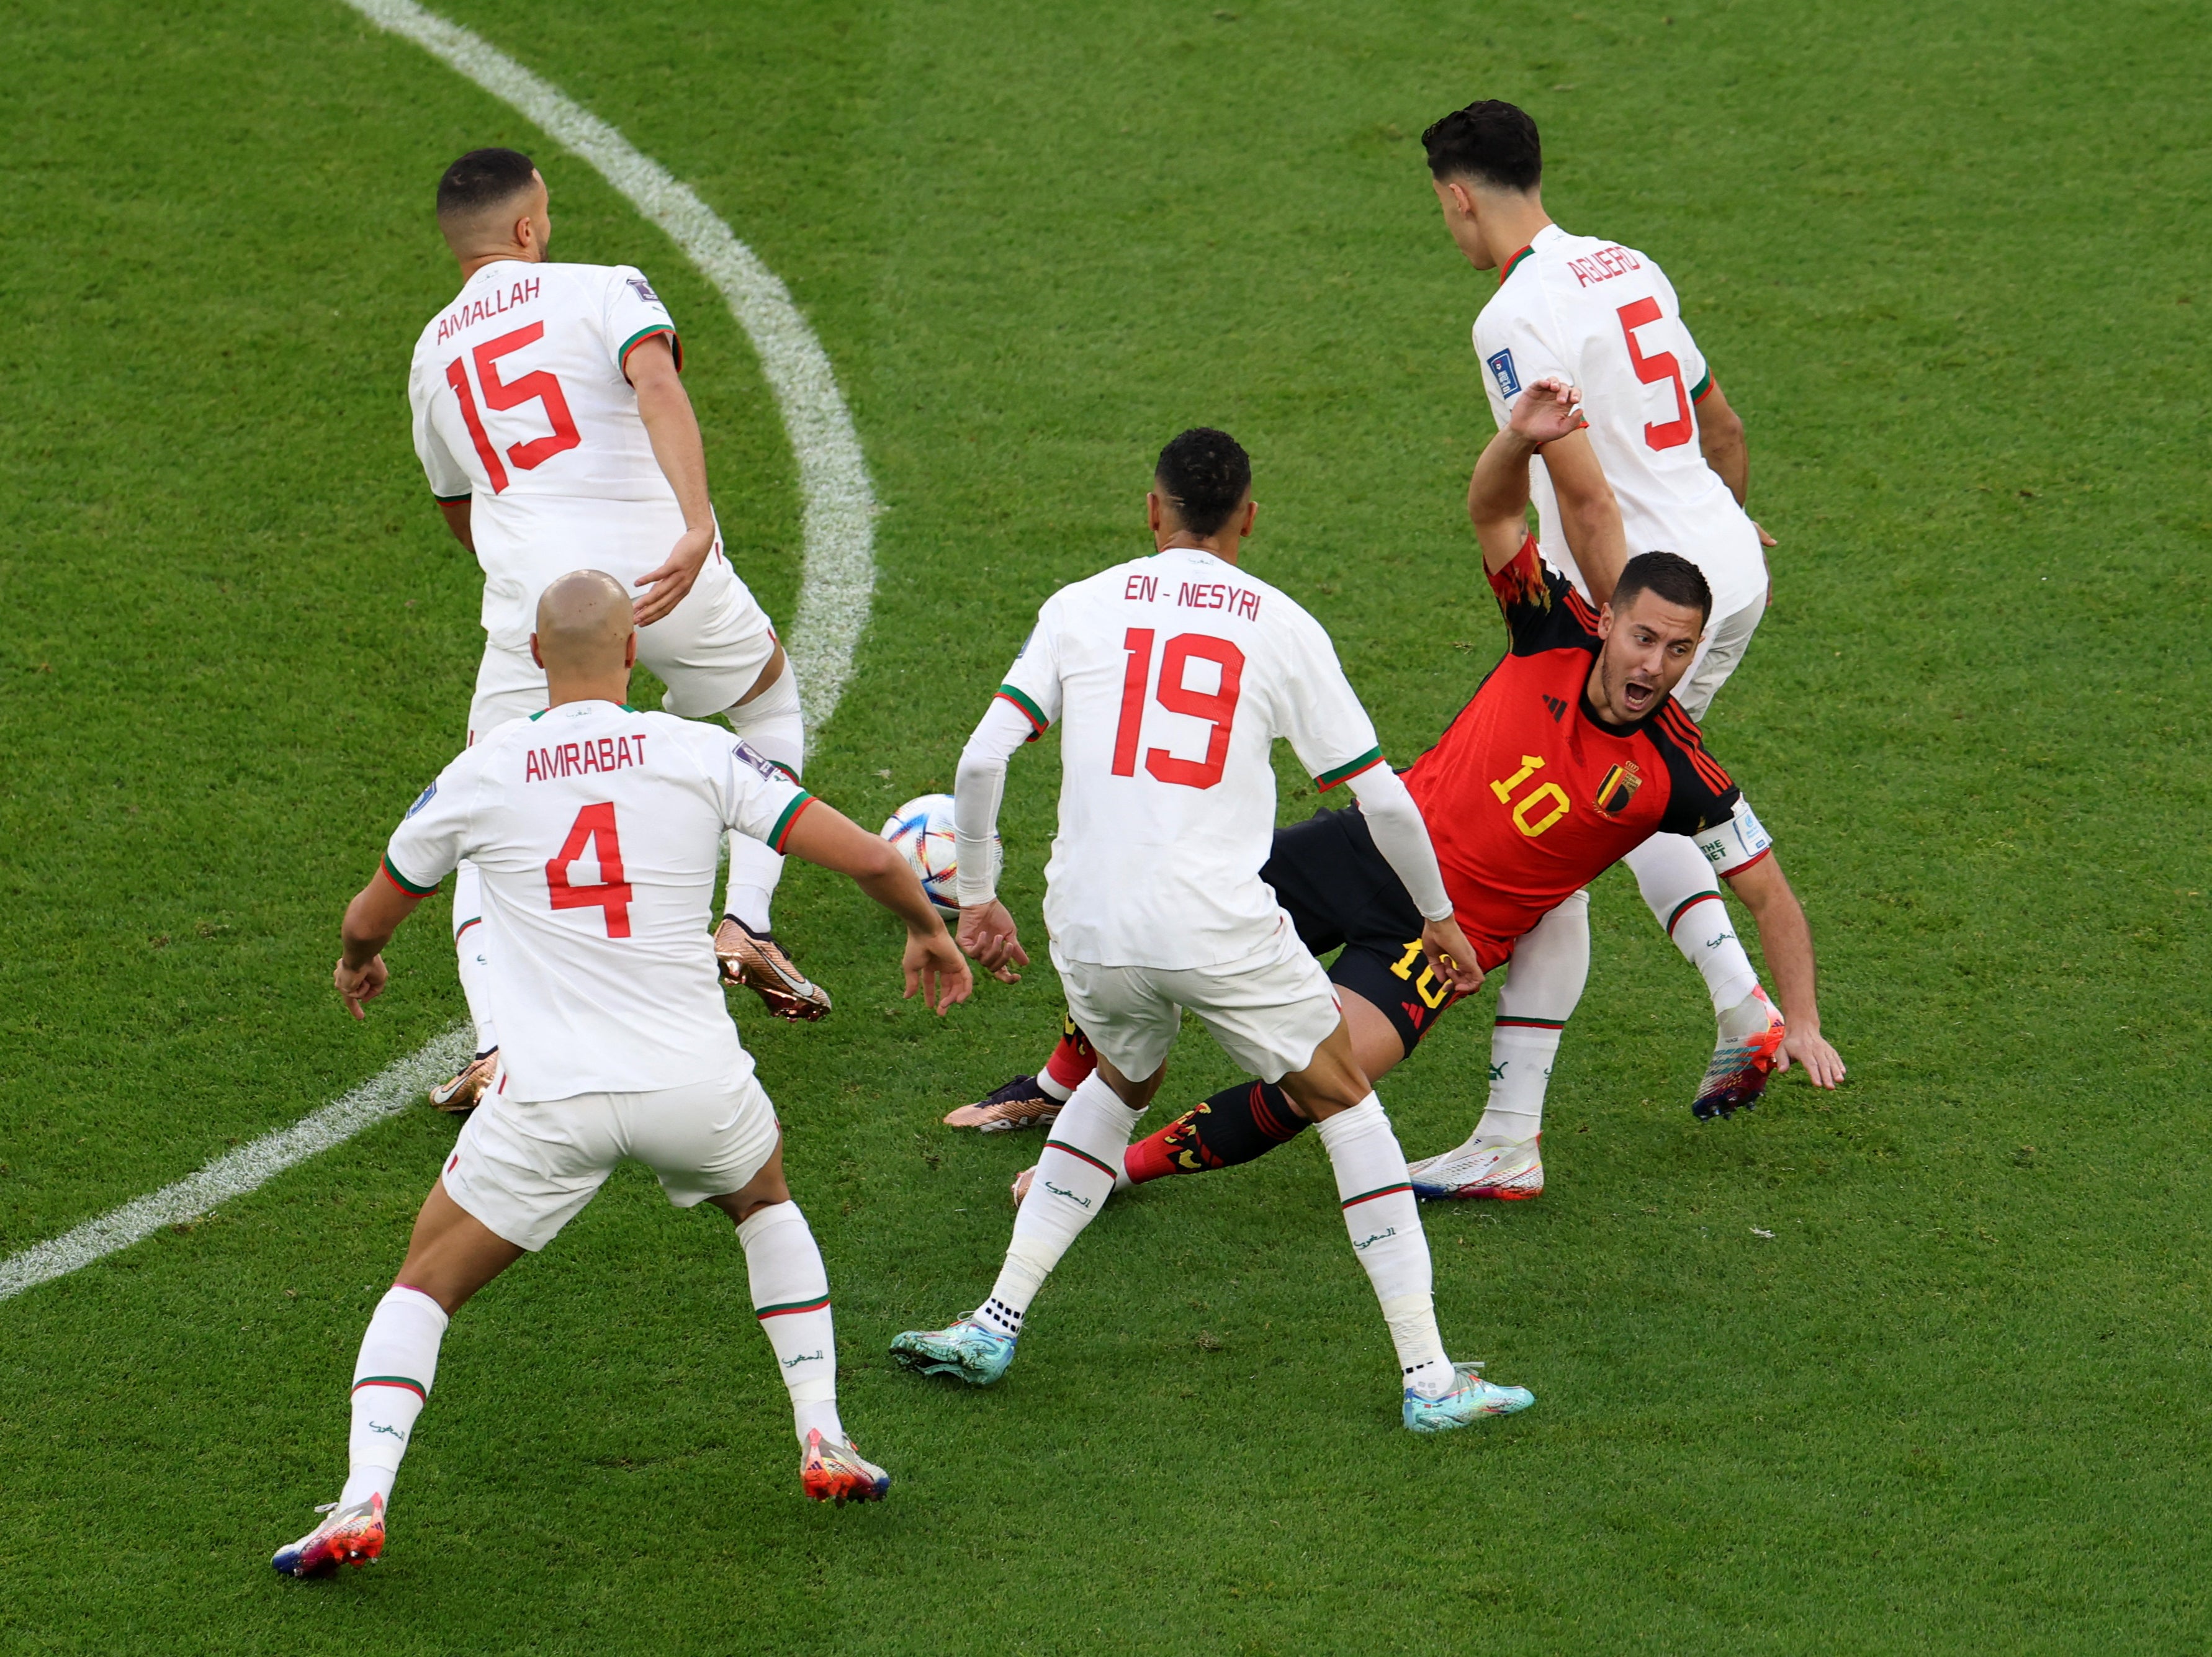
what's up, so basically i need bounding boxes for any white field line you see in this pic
[1,11,877,1301]
[0,1026,475,1301]
[343,0,878,737]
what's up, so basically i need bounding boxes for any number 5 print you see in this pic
[1616,298,1694,451]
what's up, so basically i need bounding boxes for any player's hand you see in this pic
[334,953,389,1020]
[903,926,974,1015]
[1508,376,1586,449]
[1418,917,1485,998]
[1754,519,1778,549]
[956,899,1030,984]
[1774,1022,1845,1089]
[632,525,717,627]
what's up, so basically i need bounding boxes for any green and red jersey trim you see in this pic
[1498,245,1535,284]
[756,1293,831,1321]
[1316,746,1386,791]
[996,683,1050,737]
[1691,369,1714,403]
[618,323,682,375]
[768,793,817,854]
[380,855,439,897]
[352,1375,427,1400]
[1341,1181,1412,1210]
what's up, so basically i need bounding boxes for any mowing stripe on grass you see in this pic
[1,14,883,1305]
[0,1025,475,1303]
[339,0,879,736]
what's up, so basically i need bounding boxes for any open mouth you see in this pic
[1621,680,1656,714]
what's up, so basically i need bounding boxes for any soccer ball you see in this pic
[880,793,1001,920]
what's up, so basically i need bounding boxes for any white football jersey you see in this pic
[407,259,757,649]
[997,546,1386,969]
[1473,223,1768,620]
[384,701,815,1102]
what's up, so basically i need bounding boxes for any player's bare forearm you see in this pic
[628,336,716,625]
[437,498,475,554]
[1725,854,1845,1088]
[336,876,422,1019]
[1531,427,1627,606]
[1469,377,1587,572]
[1696,379,1750,506]
[783,801,973,1012]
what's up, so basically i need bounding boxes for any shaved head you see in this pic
[534,570,634,676]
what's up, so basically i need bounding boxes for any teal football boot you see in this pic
[1402,1362,1535,1434]
[889,1316,1017,1386]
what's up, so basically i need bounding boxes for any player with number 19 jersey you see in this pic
[994,546,1390,972]
[383,701,815,1103]
[1474,227,1766,630]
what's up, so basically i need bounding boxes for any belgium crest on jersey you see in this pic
[1594,760,1643,815]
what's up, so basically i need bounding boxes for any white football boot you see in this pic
[1406,1134,1544,1201]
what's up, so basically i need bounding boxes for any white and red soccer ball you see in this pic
[879,794,1002,920]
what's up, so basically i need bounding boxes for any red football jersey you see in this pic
[1402,537,1747,970]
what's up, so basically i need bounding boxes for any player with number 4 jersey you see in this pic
[891,429,1534,1434]
[406,150,828,1122]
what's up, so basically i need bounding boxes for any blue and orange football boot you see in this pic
[801,1429,891,1504]
[1402,1362,1536,1434]
[271,1493,385,1578]
[1693,987,1788,1120]
[889,1316,1017,1386]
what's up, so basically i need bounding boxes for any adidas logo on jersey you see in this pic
[1542,694,1567,723]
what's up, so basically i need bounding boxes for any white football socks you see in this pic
[1313,1096,1451,1398]
[738,1201,843,1445]
[451,863,498,1054]
[720,661,805,932]
[1474,890,1588,1143]
[340,1285,449,1511]
[977,1072,1143,1337]
[1625,833,1761,1015]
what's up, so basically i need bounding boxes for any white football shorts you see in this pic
[1674,590,1766,723]
[1052,918,1342,1085]
[467,561,780,742]
[441,1072,781,1252]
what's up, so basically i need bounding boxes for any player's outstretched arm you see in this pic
[1530,428,1629,607]
[783,802,973,1013]
[1468,377,1598,574]
[951,697,1038,985]
[1722,853,1845,1089]
[1342,765,1483,997]
[1696,378,1749,506]
[335,875,425,1020]
[626,336,718,627]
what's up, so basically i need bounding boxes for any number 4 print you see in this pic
[1615,297,1694,452]
[546,801,633,936]
[445,321,582,493]
[1112,628,1246,790]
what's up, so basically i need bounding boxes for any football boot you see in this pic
[943,1074,1064,1133]
[1693,986,1787,1120]
[428,1049,498,1115]
[889,1316,1017,1386]
[801,1429,891,1504]
[715,917,832,1022]
[271,1493,385,1578]
[1406,1134,1544,1201]
[1402,1362,1536,1434]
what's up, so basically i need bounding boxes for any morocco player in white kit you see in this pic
[272,572,972,1578]
[407,149,829,1119]
[1408,101,1843,1195]
[889,431,1535,1432]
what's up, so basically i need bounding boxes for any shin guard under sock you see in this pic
[721,661,805,932]
[1313,1097,1450,1396]
[341,1286,449,1510]
[1124,1079,1307,1185]
[980,1073,1141,1334]
[739,1201,842,1445]
[1626,832,1761,1014]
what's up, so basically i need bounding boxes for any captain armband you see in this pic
[1693,796,1773,876]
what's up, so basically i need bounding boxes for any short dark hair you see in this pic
[1154,428,1252,538]
[437,148,539,219]
[1612,551,1712,623]
[1421,101,1542,192]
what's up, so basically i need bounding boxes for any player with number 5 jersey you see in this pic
[891,429,1534,1434]
[405,149,830,1124]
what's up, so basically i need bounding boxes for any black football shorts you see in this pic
[1260,806,1465,1058]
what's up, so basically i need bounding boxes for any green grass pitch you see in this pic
[3,0,2209,1650]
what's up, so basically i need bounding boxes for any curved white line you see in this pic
[343,0,876,734]
[1,11,881,1301]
